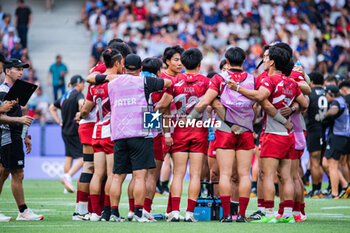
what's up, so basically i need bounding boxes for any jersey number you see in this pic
[96,97,103,123]
[315,96,327,121]
[177,96,200,116]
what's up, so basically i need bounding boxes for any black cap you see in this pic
[325,85,339,94]
[69,75,85,86]
[3,58,28,70]
[124,54,142,71]
[0,52,10,64]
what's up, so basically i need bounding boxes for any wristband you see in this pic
[273,112,287,124]
[290,106,296,115]
[95,75,107,83]
[164,133,171,138]
[188,109,200,120]
[236,84,240,92]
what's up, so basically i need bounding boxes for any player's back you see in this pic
[306,86,327,131]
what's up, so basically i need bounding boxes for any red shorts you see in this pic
[215,130,255,151]
[171,130,208,154]
[92,138,114,154]
[78,123,94,145]
[162,133,173,153]
[260,132,295,159]
[153,133,164,161]
[208,139,216,158]
[289,149,304,160]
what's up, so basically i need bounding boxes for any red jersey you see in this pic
[289,69,305,83]
[90,62,125,74]
[151,71,175,105]
[260,74,302,135]
[255,72,268,90]
[86,83,111,139]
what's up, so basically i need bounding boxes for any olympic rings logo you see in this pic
[41,161,64,178]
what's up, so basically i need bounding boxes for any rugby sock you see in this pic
[88,196,92,213]
[134,205,143,218]
[230,201,238,216]
[257,198,265,213]
[75,191,80,213]
[238,197,249,217]
[293,201,301,216]
[100,182,106,212]
[264,200,274,218]
[252,181,257,189]
[111,206,120,217]
[162,180,169,190]
[171,197,181,212]
[283,200,294,218]
[90,194,101,215]
[220,196,231,216]
[166,192,172,214]
[144,198,153,213]
[18,204,27,213]
[278,201,285,215]
[317,183,322,191]
[78,191,89,214]
[129,198,135,213]
[312,184,317,192]
[186,199,196,213]
[301,202,305,215]
[104,195,110,207]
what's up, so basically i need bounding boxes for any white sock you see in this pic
[75,203,79,213]
[283,207,293,218]
[78,201,88,215]
[258,207,265,214]
[266,208,274,218]
[293,211,301,216]
[231,201,238,204]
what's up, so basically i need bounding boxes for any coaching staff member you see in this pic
[49,75,85,193]
[108,54,172,222]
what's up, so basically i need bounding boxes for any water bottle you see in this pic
[21,125,29,139]
[152,213,165,220]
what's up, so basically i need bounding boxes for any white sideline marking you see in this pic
[321,206,350,209]
[2,225,76,228]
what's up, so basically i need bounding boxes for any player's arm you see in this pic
[190,89,219,117]
[227,79,270,102]
[0,114,33,126]
[162,106,173,146]
[297,81,311,95]
[325,104,339,117]
[259,98,293,130]
[49,103,62,126]
[80,100,94,119]
[294,93,309,112]
[155,93,173,113]
[0,100,17,113]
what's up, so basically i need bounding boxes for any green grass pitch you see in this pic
[0,180,350,233]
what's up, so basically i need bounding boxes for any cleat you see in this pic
[321,194,338,199]
[184,211,197,222]
[250,193,257,197]
[220,214,232,222]
[247,210,265,220]
[321,189,331,196]
[276,214,283,220]
[101,210,111,222]
[236,214,247,223]
[252,215,277,223]
[72,212,82,221]
[81,213,91,221]
[338,189,346,199]
[60,174,75,193]
[277,216,295,223]
[109,214,125,222]
[133,214,150,222]
[0,213,12,222]
[293,214,302,222]
[167,211,180,222]
[127,211,134,221]
[143,210,157,222]
[165,212,170,219]
[16,208,44,221]
[301,214,307,222]
[344,186,350,198]
[89,213,101,221]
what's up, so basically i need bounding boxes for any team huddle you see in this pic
[58,39,350,223]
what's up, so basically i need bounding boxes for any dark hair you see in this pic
[325,75,338,86]
[142,57,163,75]
[107,38,124,47]
[207,71,217,79]
[273,43,294,76]
[102,49,122,68]
[180,48,203,70]
[268,46,292,74]
[309,71,324,85]
[108,41,131,58]
[339,80,350,89]
[162,45,184,66]
[219,59,227,70]
[225,47,246,66]
[274,42,293,57]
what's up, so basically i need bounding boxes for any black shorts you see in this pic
[113,137,156,174]
[325,134,348,161]
[0,139,25,170]
[62,134,83,158]
[345,138,350,154]
[307,129,324,153]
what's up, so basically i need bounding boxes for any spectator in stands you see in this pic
[48,55,68,101]
[15,0,32,49]
[90,41,106,69]
[0,13,12,39]
[10,38,22,60]
[2,27,19,53]
[88,7,107,32]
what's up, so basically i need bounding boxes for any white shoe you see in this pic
[89,213,101,222]
[109,214,125,222]
[301,214,307,222]
[167,211,180,222]
[16,209,44,221]
[184,211,197,222]
[60,174,75,193]
[0,213,12,222]
[127,211,134,221]
[133,214,150,222]
[81,213,92,221]
[143,209,157,222]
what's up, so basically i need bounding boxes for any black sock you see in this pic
[162,180,169,189]
[252,181,257,189]
[230,201,238,216]
[274,183,279,196]
[111,207,120,217]
[305,169,311,176]
[156,178,161,188]
[18,204,28,213]
[312,184,317,192]
[134,206,143,218]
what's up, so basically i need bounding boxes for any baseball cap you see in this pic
[4,58,29,69]
[68,75,85,86]
[0,52,10,64]
[124,54,142,71]
[325,85,339,94]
